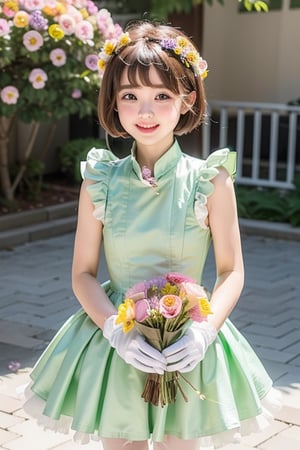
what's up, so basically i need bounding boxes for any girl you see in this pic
[25,19,280,450]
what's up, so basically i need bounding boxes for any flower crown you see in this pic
[98,32,208,79]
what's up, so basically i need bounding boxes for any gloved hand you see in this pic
[162,321,217,373]
[103,315,166,374]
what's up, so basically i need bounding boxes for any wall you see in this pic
[203,0,300,103]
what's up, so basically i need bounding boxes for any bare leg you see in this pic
[101,438,149,450]
[153,435,201,450]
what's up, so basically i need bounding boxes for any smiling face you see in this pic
[116,66,195,153]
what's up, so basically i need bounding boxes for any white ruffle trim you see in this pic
[194,192,209,230]
[93,204,105,222]
[22,384,282,448]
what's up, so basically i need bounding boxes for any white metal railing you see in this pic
[202,101,300,189]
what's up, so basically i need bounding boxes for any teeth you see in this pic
[138,124,155,129]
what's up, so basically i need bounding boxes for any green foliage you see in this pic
[148,0,268,17]
[236,179,300,227]
[59,137,108,184]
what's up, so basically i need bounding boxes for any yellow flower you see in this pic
[98,59,106,71]
[4,0,18,14]
[201,70,208,80]
[103,40,116,56]
[80,8,89,19]
[123,319,135,333]
[199,298,213,316]
[161,282,179,296]
[48,24,64,40]
[115,298,135,332]
[174,46,182,56]
[186,51,198,64]
[176,37,188,48]
[13,10,29,28]
[118,32,131,48]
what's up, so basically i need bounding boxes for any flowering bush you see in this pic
[0,0,123,122]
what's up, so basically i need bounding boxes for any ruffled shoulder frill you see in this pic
[194,148,236,229]
[81,147,119,222]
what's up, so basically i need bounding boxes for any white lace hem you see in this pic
[22,384,282,448]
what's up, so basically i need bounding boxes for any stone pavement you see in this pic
[0,231,300,449]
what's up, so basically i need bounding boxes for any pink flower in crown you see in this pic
[159,295,182,319]
[166,272,197,285]
[135,299,151,322]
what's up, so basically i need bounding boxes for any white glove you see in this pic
[103,315,166,374]
[162,321,217,373]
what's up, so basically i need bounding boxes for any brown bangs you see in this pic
[116,42,185,95]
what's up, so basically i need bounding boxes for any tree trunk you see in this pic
[0,116,15,201]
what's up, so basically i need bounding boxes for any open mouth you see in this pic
[136,123,159,132]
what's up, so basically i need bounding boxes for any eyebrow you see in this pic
[119,83,166,90]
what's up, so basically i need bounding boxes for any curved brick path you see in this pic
[0,232,299,449]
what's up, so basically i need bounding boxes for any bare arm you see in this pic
[207,168,244,330]
[72,180,117,329]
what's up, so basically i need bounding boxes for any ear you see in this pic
[180,91,196,115]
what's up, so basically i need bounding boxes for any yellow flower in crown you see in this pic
[174,46,183,56]
[186,51,198,65]
[199,298,213,316]
[176,37,188,48]
[103,40,117,56]
[98,59,106,72]
[115,298,135,332]
[118,32,131,48]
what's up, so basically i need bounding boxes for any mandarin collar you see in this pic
[131,139,182,182]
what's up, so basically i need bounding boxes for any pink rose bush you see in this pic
[115,272,213,406]
[0,0,123,122]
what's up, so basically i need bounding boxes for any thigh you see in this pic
[101,438,149,450]
[153,435,201,450]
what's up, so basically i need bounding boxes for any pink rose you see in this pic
[166,272,196,285]
[159,295,182,319]
[135,299,150,322]
[180,282,208,309]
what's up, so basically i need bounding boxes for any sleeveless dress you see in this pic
[25,140,279,448]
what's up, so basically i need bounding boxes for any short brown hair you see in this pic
[98,20,207,138]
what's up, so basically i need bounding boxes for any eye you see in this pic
[155,93,170,101]
[122,93,136,101]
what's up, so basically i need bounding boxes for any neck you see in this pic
[135,138,175,173]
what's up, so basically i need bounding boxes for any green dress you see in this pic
[27,140,276,447]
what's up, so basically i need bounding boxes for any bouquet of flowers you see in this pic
[116,272,213,407]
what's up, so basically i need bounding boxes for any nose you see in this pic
[138,103,154,119]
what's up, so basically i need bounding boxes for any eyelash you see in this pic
[120,93,171,101]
